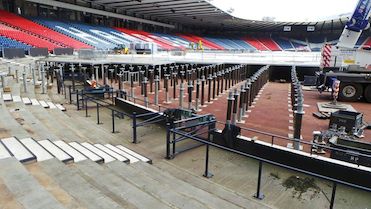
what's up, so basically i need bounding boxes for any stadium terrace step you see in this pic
[38,139,73,163]
[1,137,36,163]
[69,142,103,163]
[106,161,208,209]
[38,159,123,209]
[0,158,65,209]
[104,144,140,163]
[3,93,12,101]
[30,98,40,105]
[20,138,54,162]
[12,95,22,102]
[75,160,171,209]
[131,162,244,209]
[21,97,32,105]
[81,142,116,163]
[55,104,66,111]
[0,140,12,160]
[116,145,152,163]
[38,100,49,108]
[94,144,129,163]
[46,102,57,109]
[155,161,273,209]
[53,140,87,163]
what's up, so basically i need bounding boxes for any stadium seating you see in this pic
[257,37,282,51]
[0,10,90,49]
[0,35,31,51]
[32,18,113,49]
[272,37,295,50]
[0,23,60,51]
[178,34,224,50]
[152,33,190,48]
[242,37,269,51]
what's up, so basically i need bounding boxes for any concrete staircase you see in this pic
[0,136,272,209]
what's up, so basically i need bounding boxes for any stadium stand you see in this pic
[272,37,295,50]
[0,35,31,51]
[178,34,224,50]
[0,10,90,49]
[242,36,269,51]
[257,37,282,51]
[0,23,60,51]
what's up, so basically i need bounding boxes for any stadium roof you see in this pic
[34,0,349,31]
[88,0,348,31]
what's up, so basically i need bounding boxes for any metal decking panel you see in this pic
[1,137,36,163]
[105,144,139,163]
[20,138,54,162]
[81,142,116,163]
[69,142,103,163]
[94,144,128,163]
[38,139,73,163]
[116,145,151,163]
[53,140,87,163]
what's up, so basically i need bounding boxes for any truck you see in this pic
[317,0,371,103]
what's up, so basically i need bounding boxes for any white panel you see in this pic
[2,137,35,163]
[0,141,12,160]
[55,104,66,111]
[20,138,54,162]
[53,140,87,163]
[69,142,102,163]
[2,94,12,101]
[22,97,32,105]
[105,144,139,163]
[94,144,128,162]
[39,101,49,108]
[46,102,57,109]
[81,142,115,163]
[12,96,22,102]
[38,140,72,163]
[116,145,150,163]
[30,99,40,106]
[337,29,362,49]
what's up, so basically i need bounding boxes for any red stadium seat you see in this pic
[257,37,282,51]
[242,37,269,51]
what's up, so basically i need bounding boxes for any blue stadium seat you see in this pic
[272,37,294,50]
[0,35,31,51]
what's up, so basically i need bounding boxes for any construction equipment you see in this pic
[317,0,371,102]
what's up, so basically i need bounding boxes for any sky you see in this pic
[209,0,358,22]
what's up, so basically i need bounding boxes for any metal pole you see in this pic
[22,69,27,93]
[96,103,100,124]
[179,82,184,108]
[132,112,137,143]
[166,122,172,159]
[154,75,159,105]
[112,109,115,133]
[329,182,337,209]
[254,161,265,200]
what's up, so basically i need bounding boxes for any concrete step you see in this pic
[75,160,171,209]
[21,97,32,105]
[0,158,65,209]
[132,162,244,209]
[46,102,57,109]
[53,140,87,163]
[81,142,115,163]
[12,95,22,102]
[55,104,66,111]
[94,144,129,163]
[38,139,73,163]
[106,161,208,209]
[3,94,12,101]
[25,163,86,209]
[1,137,36,164]
[38,159,123,209]
[0,178,24,209]
[104,144,140,164]
[38,101,49,108]
[116,145,151,164]
[0,140,12,160]
[30,99,40,106]
[156,161,273,209]
[69,142,103,163]
[20,138,54,162]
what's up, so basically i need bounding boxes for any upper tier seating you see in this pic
[0,10,90,49]
[257,37,282,51]
[0,35,31,50]
[0,23,61,51]
[242,37,269,51]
